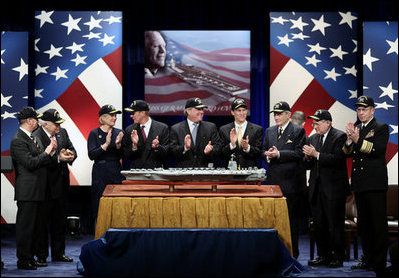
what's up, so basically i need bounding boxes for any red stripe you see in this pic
[57,79,100,140]
[1,150,15,185]
[189,56,250,78]
[145,74,185,86]
[145,90,212,103]
[386,142,398,163]
[210,48,250,55]
[69,168,80,186]
[291,79,336,136]
[270,46,290,85]
[181,44,250,62]
[102,46,122,85]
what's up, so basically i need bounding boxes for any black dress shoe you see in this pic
[17,260,37,270]
[328,259,343,268]
[35,258,48,267]
[52,254,73,262]
[308,257,330,266]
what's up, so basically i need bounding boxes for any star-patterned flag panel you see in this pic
[270,12,358,135]
[363,21,398,184]
[1,31,28,224]
[34,11,123,185]
[145,31,250,115]
[1,32,29,152]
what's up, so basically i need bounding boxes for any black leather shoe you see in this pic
[308,257,330,266]
[52,254,73,262]
[328,259,343,268]
[17,260,37,270]
[35,258,48,267]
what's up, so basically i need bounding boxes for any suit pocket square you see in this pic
[286,139,293,144]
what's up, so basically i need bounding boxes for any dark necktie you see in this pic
[141,125,146,143]
[317,134,324,151]
[278,127,283,140]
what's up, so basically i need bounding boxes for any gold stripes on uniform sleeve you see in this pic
[342,143,354,154]
[360,139,373,154]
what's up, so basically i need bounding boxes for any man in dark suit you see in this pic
[219,98,263,169]
[10,107,57,270]
[304,110,349,268]
[33,109,76,265]
[344,96,389,276]
[169,98,221,168]
[123,100,169,169]
[263,101,306,258]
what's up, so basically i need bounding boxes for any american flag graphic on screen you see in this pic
[270,12,358,135]
[145,31,250,116]
[1,31,29,223]
[34,11,122,186]
[363,21,398,184]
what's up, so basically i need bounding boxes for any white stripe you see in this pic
[270,58,314,124]
[37,101,93,186]
[145,81,202,95]
[328,101,357,132]
[388,152,398,184]
[1,173,17,223]
[78,57,122,129]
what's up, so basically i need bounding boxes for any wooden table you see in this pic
[95,184,292,254]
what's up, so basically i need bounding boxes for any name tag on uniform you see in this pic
[365,129,374,138]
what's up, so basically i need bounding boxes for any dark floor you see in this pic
[1,230,392,277]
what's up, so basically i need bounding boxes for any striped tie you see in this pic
[31,134,40,148]
[278,127,283,140]
[237,125,243,147]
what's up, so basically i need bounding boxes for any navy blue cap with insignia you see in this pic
[355,96,375,107]
[308,109,332,121]
[99,104,122,116]
[231,98,248,111]
[270,101,291,113]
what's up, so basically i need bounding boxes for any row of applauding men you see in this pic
[10,95,389,276]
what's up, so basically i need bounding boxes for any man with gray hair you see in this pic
[291,111,306,128]
[33,108,76,265]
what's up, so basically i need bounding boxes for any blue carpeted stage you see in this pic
[79,228,303,277]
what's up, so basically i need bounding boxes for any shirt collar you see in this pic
[19,127,32,138]
[280,121,290,132]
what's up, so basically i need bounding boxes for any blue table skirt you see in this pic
[79,228,304,277]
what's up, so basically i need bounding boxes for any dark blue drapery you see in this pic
[79,228,304,277]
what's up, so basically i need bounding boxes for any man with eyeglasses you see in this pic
[304,110,349,268]
[343,96,389,276]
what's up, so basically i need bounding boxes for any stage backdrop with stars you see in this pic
[269,12,358,135]
[363,21,398,184]
[33,10,123,186]
[1,31,28,224]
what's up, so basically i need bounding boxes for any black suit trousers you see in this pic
[16,201,41,261]
[355,190,388,270]
[310,185,346,261]
[35,194,68,259]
